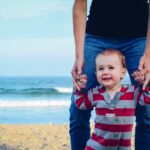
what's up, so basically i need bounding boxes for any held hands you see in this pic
[132,70,150,90]
[76,74,87,90]
[138,53,150,89]
[138,53,150,75]
[132,70,144,84]
[71,57,84,91]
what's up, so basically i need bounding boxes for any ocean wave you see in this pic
[0,100,70,108]
[54,87,72,93]
[0,87,72,95]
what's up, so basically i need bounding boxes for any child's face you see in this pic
[96,53,126,90]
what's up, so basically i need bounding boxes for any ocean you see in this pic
[0,75,130,124]
[0,76,72,124]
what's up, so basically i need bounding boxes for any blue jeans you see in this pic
[69,34,150,150]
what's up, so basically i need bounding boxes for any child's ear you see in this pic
[121,68,126,79]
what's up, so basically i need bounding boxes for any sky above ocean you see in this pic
[0,0,92,76]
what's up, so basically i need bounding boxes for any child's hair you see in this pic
[96,48,126,68]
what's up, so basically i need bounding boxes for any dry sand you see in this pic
[0,124,134,150]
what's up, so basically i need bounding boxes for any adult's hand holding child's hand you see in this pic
[132,70,150,90]
[132,70,144,85]
[71,57,84,91]
[77,74,87,90]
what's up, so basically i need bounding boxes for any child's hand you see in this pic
[132,70,144,85]
[77,74,87,90]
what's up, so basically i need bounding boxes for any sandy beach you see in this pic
[0,124,135,150]
[0,124,70,150]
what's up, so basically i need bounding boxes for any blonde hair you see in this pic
[96,48,126,68]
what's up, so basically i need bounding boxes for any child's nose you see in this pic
[103,69,109,73]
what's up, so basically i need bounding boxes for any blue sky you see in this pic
[0,0,84,76]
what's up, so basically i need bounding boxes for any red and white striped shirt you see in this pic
[74,85,150,150]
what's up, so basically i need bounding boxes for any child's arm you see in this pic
[137,88,150,106]
[132,70,150,105]
[74,74,94,110]
[135,84,150,106]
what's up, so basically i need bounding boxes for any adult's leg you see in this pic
[120,37,150,150]
[69,34,107,150]
[69,95,92,150]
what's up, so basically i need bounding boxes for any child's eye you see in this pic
[98,67,104,71]
[109,66,114,70]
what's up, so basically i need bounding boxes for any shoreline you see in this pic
[0,124,134,150]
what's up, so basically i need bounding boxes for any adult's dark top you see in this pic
[86,0,149,38]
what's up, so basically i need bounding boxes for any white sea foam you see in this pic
[0,100,70,108]
[54,87,72,93]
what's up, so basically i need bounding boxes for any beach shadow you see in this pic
[0,144,17,150]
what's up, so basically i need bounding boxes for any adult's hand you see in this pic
[138,53,150,74]
[142,72,150,90]
[71,57,84,91]
[138,53,150,88]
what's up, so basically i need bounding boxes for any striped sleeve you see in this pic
[74,88,94,110]
[136,86,150,106]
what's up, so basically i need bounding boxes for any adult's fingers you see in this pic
[139,68,147,75]
[142,79,149,90]
[142,73,150,90]
[71,67,79,90]
[77,66,82,76]
[138,55,150,74]
[71,67,77,79]
[71,66,82,80]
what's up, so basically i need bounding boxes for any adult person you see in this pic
[70,0,150,150]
